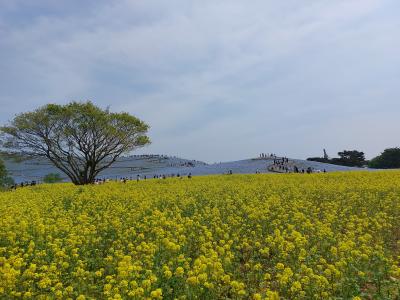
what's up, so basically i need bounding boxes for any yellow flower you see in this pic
[197,273,208,283]
[150,288,163,299]
[175,267,184,277]
[222,274,231,284]
[290,281,302,293]
[142,279,152,289]
[135,287,144,295]
[264,273,271,281]
[266,290,280,300]
[186,276,198,285]
[38,277,51,289]
[54,290,63,299]
[163,270,172,279]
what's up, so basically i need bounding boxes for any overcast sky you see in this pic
[0,0,399,162]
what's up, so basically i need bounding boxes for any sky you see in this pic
[0,0,399,163]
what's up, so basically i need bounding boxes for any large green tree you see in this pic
[369,148,400,169]
[331,150,366,167]
[0,102,150,185]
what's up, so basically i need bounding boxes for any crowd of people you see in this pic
[168,161,196,168]
[129,154,168,159]
[270,157,291,173]
[9,180,37,190]
[94,173,194,184]
[259,153,278,159]
[8,172,197,189]
[269,156,327,174]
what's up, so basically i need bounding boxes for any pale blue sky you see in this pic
[0,0,399,162]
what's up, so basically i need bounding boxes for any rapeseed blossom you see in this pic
[0,172,399,298]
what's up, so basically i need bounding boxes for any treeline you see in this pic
[368,148,400,169]
[308,148,400,169]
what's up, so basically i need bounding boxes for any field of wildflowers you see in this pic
[0,172,399,299]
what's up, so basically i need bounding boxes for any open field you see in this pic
[0,172,399,299]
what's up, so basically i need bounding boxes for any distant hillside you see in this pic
[3,154,207,183]
[0,151,30,163]
[3,154,365,183]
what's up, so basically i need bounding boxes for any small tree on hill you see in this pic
[0,101,150,185]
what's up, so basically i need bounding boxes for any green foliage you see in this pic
[0,158,14,189]
[307,150,366,167]
[369,148,400,169]
[307,157,329,163]
[43,173,63,184]
[333,150,366,167]
[0,101,150,185]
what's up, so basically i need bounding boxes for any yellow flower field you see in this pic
[0,172,399,299]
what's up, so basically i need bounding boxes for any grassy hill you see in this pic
[2,154,362,184]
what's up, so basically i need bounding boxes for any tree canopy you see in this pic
[308,150,366,167]
[332,150,366,167]
[0,101,150,185]
[369,148,400,169]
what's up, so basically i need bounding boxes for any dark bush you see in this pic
[369,148,400,169]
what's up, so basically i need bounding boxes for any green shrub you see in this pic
[0,158,14,190]
[43,173,63,183]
